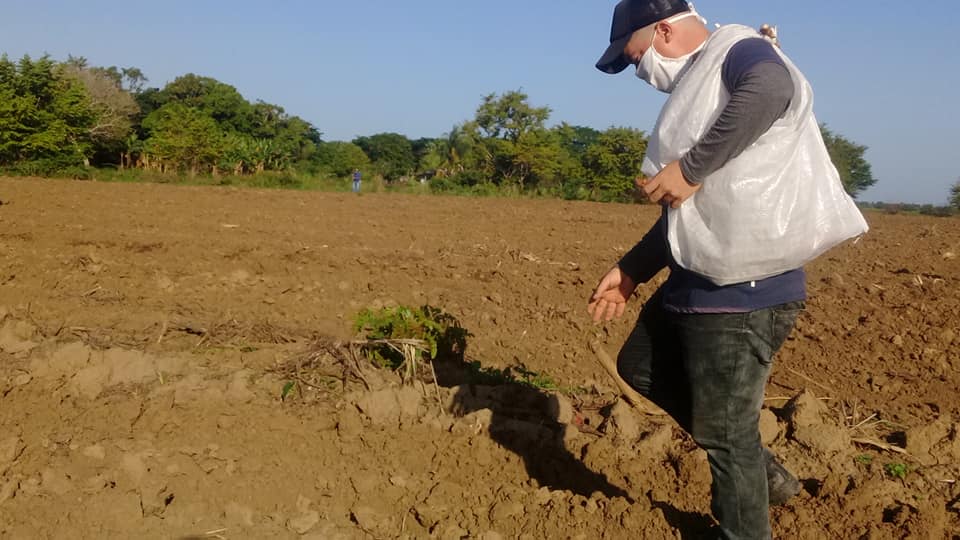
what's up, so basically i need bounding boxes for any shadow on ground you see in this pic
[435,358,630,500]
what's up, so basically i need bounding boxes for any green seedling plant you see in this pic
[884,461,910,480]
[854,454,873,466]
[352,306,571,392]
[353,305,469,369]
[281,380,296,401]
[514,366,560,391]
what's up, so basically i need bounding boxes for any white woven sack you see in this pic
[642,25,869,286]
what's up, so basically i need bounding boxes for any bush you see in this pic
[5,156,88,178]
[450,170,486,187]
[94,168,175,184]
[428,176,460,193]
[559,178,591,201]
[429,171,489,194]
[918,204,956,217]
[60,166,93,180]
[244,172,306,189]
[469,182,509,197]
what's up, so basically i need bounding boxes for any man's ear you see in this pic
[659,22,675,44]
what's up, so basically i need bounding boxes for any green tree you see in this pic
[820,125,877,198]
[352,133,415,180]
[78,65,146,93]
[0,54,95,168]
[250,101,321,165]
[219,133,285,174]
[133,75,320,174]
[475,90,551,142]
[314,141,370,177]
[142,103,223,174]
[64,54,89,70]
[492,128,570,190]
[120,67,147,94]
[411,137,439,173]
[62,64,140,163]
[220,132,256,174]
[950,178,960,210]
[414,138,447,174]
[159,74,255,134]
[445,123,488,176]
[0,55,322,176]
[134,87,166,124]
[120,132,144,169]
[551,123,600,197]
[554,123,601,160]
[582,127,648,202]
[417,125,485,179]
[462,91,562,189]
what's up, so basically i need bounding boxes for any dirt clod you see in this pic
[0,436,24,476]
[288,510,320,534]
[905,413,952,465]
[608,399,640,442]
[759,408,781,445]
[225,501,255,527]
[82,444,106,460]
[0,479,19,505]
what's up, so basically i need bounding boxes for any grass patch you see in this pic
[92,168,351,192]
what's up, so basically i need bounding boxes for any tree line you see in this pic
[1,53,881,202]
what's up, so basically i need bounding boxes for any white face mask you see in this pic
[635,10,706,93]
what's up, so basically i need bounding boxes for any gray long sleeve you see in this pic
[679,60,794,184]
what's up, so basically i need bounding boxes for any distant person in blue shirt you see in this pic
[352,169,362,193]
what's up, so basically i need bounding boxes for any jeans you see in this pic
[352,180,361,193]
[617,288,802,540]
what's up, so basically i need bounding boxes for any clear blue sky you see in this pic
[4,1,958,203]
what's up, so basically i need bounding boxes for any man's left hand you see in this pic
[641,160,701,209]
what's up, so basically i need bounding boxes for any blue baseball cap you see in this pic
[596,0,692,74]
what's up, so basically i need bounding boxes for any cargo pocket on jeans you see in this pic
[748,302,803,365]
[769,302,804,354]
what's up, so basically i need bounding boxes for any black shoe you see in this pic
[764,449,801,506]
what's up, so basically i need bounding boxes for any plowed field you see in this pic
[1,177,958,538]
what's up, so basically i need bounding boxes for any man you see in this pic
[352,168,362,193]
[586,1,863,539]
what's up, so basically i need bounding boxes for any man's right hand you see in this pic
[588,266,637,322]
